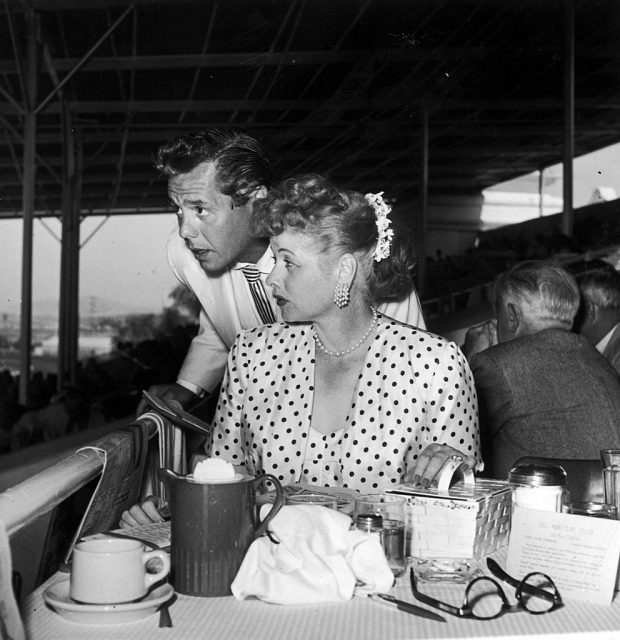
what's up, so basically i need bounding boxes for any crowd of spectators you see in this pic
[422,211,620,317]
[424,227,584,301]
[0,324,197,455]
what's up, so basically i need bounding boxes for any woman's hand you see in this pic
[406,443,476,489]
[119,496,169,529]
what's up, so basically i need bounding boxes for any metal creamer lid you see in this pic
[508,463,567,486]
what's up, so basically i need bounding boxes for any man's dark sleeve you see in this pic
[469,350,513,478]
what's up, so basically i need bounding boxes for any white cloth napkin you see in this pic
[231,505,394,605]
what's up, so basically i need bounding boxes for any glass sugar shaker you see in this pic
[508,463,569,513]
[353,513,406,578]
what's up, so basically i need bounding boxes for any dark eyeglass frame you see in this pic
[409,558,563,620]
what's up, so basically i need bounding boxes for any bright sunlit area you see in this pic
[480,142,620,229]
[0,213,178,319]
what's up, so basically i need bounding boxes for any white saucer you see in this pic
[43,579,174,625]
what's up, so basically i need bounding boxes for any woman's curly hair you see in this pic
[253,173,417,304]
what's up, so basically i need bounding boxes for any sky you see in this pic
[0,212,178,316]
[490,142,620,207]
[1,142,619,319]
[481,142,620,228]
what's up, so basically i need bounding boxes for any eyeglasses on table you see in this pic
[410,558,563,620]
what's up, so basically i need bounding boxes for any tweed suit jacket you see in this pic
[470,328,620,480]
[602,322,620,377]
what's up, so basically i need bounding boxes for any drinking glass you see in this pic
[602,468,620,519]
[568,501,617,519]
[600,449,620,469]
[286,494,337,509]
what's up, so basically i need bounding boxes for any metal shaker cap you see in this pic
[508,463,567,486]
[354,513,383,531]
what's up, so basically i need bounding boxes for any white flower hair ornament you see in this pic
[365,191,394,262]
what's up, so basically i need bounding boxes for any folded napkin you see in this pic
[231,505,394,605]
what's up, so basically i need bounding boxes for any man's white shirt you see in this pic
[596,322,620,354]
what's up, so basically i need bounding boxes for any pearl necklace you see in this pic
[312,307,378,357]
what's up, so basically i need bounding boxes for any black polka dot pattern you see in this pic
[207,317,481,492]
[301,427,344,486]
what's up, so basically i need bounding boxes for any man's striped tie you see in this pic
[241,266,277,324]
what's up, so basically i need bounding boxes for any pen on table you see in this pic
[369,594,447,623]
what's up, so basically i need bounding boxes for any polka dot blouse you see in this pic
[208,315,481,492]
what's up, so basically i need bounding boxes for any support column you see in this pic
[50,5,133,389]
[418,109,429,296]
[58,109,81,388]
[538,168,544,218]
[562,0,575,237]
[18,9,38,406]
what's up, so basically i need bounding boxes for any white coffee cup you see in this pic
[70,537,170,604]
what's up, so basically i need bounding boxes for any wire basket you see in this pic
[389,479,511,559]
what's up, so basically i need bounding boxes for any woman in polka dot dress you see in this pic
[207,173,481,492]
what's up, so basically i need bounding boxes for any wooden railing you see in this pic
[0,447,103,537]
[0,416,157,538]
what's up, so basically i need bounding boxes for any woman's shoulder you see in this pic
[237,321,312,345]
[377,313,456,349]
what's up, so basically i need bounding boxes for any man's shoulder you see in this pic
[480,328,578,357]
[166,229,185,259]
[470,330,555,375]
[473,329,617,382]
[166,232,206,284]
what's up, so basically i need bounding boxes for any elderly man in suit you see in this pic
[576,266,620,376]
[463,260,620,480]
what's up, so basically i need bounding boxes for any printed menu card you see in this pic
[507,505,620,605]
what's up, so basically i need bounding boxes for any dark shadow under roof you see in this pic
[0,0,619,218]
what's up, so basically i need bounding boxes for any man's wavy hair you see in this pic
[252,173,417,304]
[154,129,274,206]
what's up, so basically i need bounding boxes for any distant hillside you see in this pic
[77,296,164,318]
[0,296,163,319]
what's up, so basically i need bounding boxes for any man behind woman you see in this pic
[121,173,480,526]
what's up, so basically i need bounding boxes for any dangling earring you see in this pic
[333,280,350,308]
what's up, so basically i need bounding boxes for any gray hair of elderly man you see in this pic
[578,267,620,312]
[492,260,580,328]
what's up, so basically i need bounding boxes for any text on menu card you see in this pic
[507,506,620,606]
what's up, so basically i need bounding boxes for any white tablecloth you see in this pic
[24,562,620,640]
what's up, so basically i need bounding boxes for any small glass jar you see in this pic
[353,513,406,578]
[508,463,569,513]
